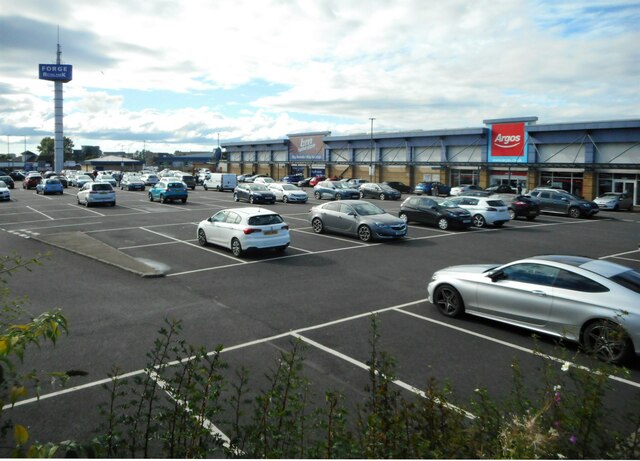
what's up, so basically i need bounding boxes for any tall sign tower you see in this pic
[39,39,73,173]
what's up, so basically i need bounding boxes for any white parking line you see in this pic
[67,203,106,216]
[26,206,54,220]
[293,228,369,245]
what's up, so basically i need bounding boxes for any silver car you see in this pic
[427,255,640,364]
[309,200,407,242]
[594,192,634,211]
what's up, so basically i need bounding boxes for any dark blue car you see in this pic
[414,182,451,196]
[233,183,276,204]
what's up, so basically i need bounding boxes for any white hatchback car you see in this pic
[77,182,116,207]
[442,196,510,227]
[268,183,309,203]
[197,207,290,257]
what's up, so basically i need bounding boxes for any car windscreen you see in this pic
[248,214,284,226]
[333,182,350,189]
[379,185,395,191]
[249,185,269,191]
[282,184,298,190]
[352,202,385,216]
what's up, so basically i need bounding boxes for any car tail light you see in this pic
[514,200,526,206]
[243,228,261,234]
[281,225,289,230]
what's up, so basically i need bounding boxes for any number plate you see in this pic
[264,230,277,235]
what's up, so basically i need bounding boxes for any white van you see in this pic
[203,173,237,192]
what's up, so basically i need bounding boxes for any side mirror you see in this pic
[488,270,505,282]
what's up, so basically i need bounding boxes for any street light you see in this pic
[369,117,375,182]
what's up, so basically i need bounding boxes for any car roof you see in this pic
[220,207,281,217]
[530,255,632,278]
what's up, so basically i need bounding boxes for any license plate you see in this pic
[528,211,537,215]
[463,219,471,223]
[264,230,277,235]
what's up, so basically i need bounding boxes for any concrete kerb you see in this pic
[32,231,165,278]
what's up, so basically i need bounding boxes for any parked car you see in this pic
[313,181,360,200]
[485,184,517,194]
[268,183,309,203]
[148,181,188,204]
[358,182,401,200]
[254,177,275,185]
[528,188,599,218]
[414,182,450,196]
[36,178,64,195]
[74,174,94,188]
[0,176,15,189]
[8,171,25,181]
[458,190,492,197]
[345,178,369,189]
[0,181,10,201]
[383,181,412,194]
[23,173,43,189]
[178,174,197,190]
[236,174,253,183]
[309,176,326,187]
[96,173,117,187]
[233,183,276,204]
[142,174,160,186]
[427,254,640,364]
[593,192,634,211]
[309,200,407,242]
[77,182,116,207]
[491,194,541,221]
[399,196,472,230]
[449,184,483,196]
[282,174,305,184]
[442,196,510,228]
[120,175,146,191]
[297,177,314,187]
[197,207,290,257]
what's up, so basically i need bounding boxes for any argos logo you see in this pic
[490,123,525,157]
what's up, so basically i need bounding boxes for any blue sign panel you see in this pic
[39,64,73,82]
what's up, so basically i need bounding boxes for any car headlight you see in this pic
[374,222,389,228]
[431,273,439,281]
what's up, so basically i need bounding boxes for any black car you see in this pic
[383,181,412,193]
[8,171,25,181]
[527,188,599,218]
[492,194,541,220]
[485,184,517,194]
[0,175,15,189]
[359,182,401,200]
[399,196,472,230]
[233,183,276,204]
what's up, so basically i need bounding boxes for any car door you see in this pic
[203,211,229,245]
[474,262,555,326]
[270,185,283,200]
[321,202,344,231]
[417,198,438,225]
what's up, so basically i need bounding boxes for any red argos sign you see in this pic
[489,122,527,161]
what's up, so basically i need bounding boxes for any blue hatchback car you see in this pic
[36,178,64,195]
[313,180,361,200]
[148,180,188,204]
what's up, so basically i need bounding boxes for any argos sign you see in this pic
[489,122,527,162]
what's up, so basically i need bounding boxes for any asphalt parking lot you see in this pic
[1,184,640,448]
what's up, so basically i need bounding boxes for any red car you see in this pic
[309,175,326,187]
[23,174,43,189]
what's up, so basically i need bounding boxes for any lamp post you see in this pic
[369,117,375,182]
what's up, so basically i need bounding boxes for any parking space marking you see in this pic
[599,249,640,263]
[67,203,106,216]
[291,332,476,420]
[396,308,640,389]
[293,228,369,245]
[139,227,247,264]
[26,206,54,220]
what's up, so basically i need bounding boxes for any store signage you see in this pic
[39,64,73,82]
[488,122,527,162]
[289,134,325,161]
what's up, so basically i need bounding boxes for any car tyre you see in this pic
[197,229,207,246]
[231,238,243,257]
[379,193,386,201]
[233,193,239,202]
[249,195,255,204]
[203,184,208,191]
[283,195,289,203]
[149,193,154,201]
[160,194,167,204]
[359,192,364,199]
[357,225,372,242]
[437,217,449,230]
[275,245,288,253]
[472,214,486,227]
[526,216,537,221]
[335,193,342,200]
[311,217,324,234]
[314,191,321,200]
[582,320,632,364]
[434,284,465,317]
[111,201,116,207]
[399,212,409,223]
[568,206,581,218]
[508,208,516,220]
[181,198,187,203]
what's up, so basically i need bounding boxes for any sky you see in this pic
[1,0,639,156]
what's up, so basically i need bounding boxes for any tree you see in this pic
[36,137,75,163]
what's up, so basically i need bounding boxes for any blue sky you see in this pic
[1,0,639,155]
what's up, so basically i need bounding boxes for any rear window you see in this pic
[610,270,640,294]
[168,183,185,189]
[93,183,113,191]
[248,214,284,226]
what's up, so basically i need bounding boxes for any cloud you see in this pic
[0,0,638,154]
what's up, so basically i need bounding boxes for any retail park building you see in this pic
[220,117,640,206]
